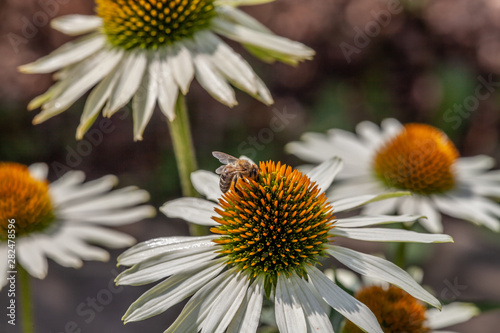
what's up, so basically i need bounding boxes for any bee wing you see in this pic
[212,151,239,165]
[215,165,226,175]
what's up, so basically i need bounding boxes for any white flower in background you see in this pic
[19,0,315,141]
[334,268,480,333]
[0,162,155,289]
[116,157,453,333]
[286,118,500,233]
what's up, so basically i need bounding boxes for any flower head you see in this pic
[335,268,481,333]
[0,162,155,288]
[286,119,500,233]
[116,157,453,333]
[19,0,314,141]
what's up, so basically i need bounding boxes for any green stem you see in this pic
[18,265,34,333]
[168,95,207,236]
[395,242,407,269]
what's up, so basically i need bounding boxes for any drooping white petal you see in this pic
[227,276,265,333]
[216,6,272,34]
[51,175,118,206]
[191,170,222,201]
[103,50,147,117]
[64,206,155,226]
[380,118,403,139]
[275,275,307,333]
[133,56,158,141]
[38,238,83,268]
[167,42,194,94]
[355,120,386,150]
[17,238,48,279]
[164,269,234,333]
[212,18,314,64]
[306,157,343,193]
[331,227,453,243]
[192,51,237,107]
[417,197,443,233]
[203,271,250,332]
[117,248,218,285]
[157,52,179,121]
[215,0,275,6]
[64,225,136,248]
[307,266,383,333]
[123,260,225,323]
[117,236,217,266]
[161,198,218,226]
[33,49,123,124]
[50,15,103,35]
[19,34,106,73]
[427,302,480,329]
[335,214,422,228]
[292,273,334,332]
[53,235,110,262]
[455,155,495,174]
[326,245,441,309]
[332,192,411,213]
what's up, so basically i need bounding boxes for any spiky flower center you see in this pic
[96,0,216,50]
[373,124,459,195]
[0,163,55,240]
[211,161,335,284]
[344,285,430,333]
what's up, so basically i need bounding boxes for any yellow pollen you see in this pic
[373,123,459,195]
[0,163,55,240]
[344,285,430,333]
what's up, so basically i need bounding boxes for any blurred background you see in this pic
[1,0,500,331]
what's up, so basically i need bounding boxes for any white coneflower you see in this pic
[19,0,314,141]
[286,119,500,233]
[116,157,453,332]
[0,162,155,287]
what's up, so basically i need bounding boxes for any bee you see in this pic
[212,151,259,193]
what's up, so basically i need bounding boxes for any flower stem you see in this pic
[395,242,407,269]
[18,265,35,333]
[168,94,207,236]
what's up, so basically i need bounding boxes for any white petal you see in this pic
[227,277,265,333]
[64,206,155,226]
[117,236,217,266]
[306,157,343,193]
[192,51,237,107]
[292,273,334,332]
[19,34,106,73]
[335,214,422,228]
[355,120,385,149]
[427,302,480,329]
[123,261,225,322]
[116,248,218,285]
[50,15,103,35]
[417,197,443,233]
[334,268,362,291]
[133,58,158,141]
[307,266,383,333]
[64,225,136,248]
[0,245,8,290]
[212,18,314,64]
[275,275,307,333]
[51,175,118,206]
[332,192,411,213]
[17,237,48,279]
[103,50,147,117]
[76,58,123,139]
[380,118,403,139]
[28,163,48,181]
[215,0,274,6]
[455,155,495,174]
[215,6,272,34]
[161,198,218,226]
[157,52,179,121]
[191,170,222,201]
[33,49,123,124]
[331,227,453,243]
[203,271,250,332]
[167,42,194,94]
[326,245,441,308]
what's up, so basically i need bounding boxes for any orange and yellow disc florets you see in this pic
[96,0,216,49]
[0,163,55,240]
[344,285,430,333]
[211,161,335,284]
[374,124,459,195]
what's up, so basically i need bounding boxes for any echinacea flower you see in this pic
[19,0,314,141]
[0,162,155,289]
[116,157,453,332]
[334,268,480,333]
[286,118,500,233]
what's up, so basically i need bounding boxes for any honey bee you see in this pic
[212,151,259,193]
